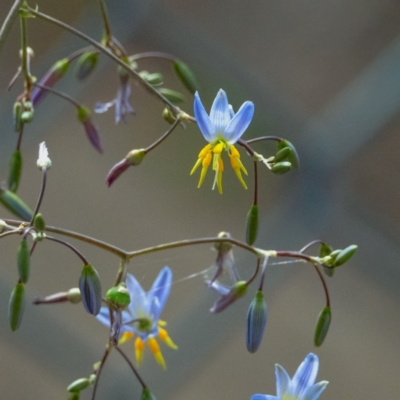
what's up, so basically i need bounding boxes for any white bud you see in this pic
[37,142,52,170]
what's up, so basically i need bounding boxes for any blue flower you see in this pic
[191,89,254,193]
[251,353,328,400]
[96,267,177,369]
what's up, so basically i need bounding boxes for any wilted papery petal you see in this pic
[77,107,102,153]
[210,280,247,313]
[37,142,52,170]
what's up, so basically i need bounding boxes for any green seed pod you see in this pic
[17,239,30,283]
[67,288,82,304]
[173,60,199,94]
[314,306,331,347]
[0,187,33,221]
[277,140,299,168]
[79,264,102,315]
[13,102,23,132]
[158,88,185,104]
[142,387,157,400]
[246,290,267,353]
[75,52,98,80]
[334,245,358,267]
[8,150,22,193]
[9,282,25,331]
[145,72,163,86]
[106,283,131,307]
[67,378,90,393]
[271,161,292,175]
[274,147,292,163]
[33,212,46,232]
[245,204,259,245]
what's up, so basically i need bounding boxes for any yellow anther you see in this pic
[158,327,178,350]
[134,337,145,366]
[190,158,202,175]
[203,152,212,167]
[229,145,240,158]
[217,170,223,194]
[198,144,212,158]
[158,320,167,327]
[118,331,134,345]
[218,157,224,172]
[234,168,248,189]
[213,142,225,154]
[147,337,166,369]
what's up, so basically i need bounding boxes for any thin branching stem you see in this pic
[29,169,47,226]
[91,344,112,400]
[129,51,177,62]
[144,118,181,154]
[45,235,89,265]
[0,0,23,55]
[253,161,258,206]
[33,82,82,108]
[115,346,147,388]
[246,136,283,145]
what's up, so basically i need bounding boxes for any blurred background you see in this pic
[0,0,400,398]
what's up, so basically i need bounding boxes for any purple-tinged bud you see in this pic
[17,239,30,284]
[79,264,102,315]
[210,281,247,313]
[142,388,157,400]
[67,378,90,393]
[31,58,71,107]
[106,149,146,187]
[246,290,267,353]
[77,106,103,153]
[9,282,25,331]
[75,52,98,80]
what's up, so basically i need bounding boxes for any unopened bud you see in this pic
[75,52,98,80]
[67,288,82,304]
[140,71,163,85]
[333,245,358,267]
[79,264,102,315]
[214,231,233,253]
[67,378,90,393]
[245,205,259,246]
[162,108,176,124]
[9,282,25,331]
[141,387,157,400]
[314,306,331,347]
[8,150,22,193]
[37,142,52,170]
[158,88,185,104]
[126,149,146,166]
[246,290,267,353]
[13,102,23,132]
[274,147,292,163]
[17,239,30,283]
[0,187,33,221]
[210,281,247,313]
[34,212,46,232]
[173,60,199,94]
[77,106,102,153]
[271,161,292,174]
[277,139,299,168]
[106,283,131,307]
[88,374,96,385]
[21,102,34,123]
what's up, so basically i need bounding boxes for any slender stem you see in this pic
[29,169,47,226]
[237,139,255,156]
[144,118,181,154]
[246,258,260,287]
[45,235,89,265]
[30,240,37,256]
[0,229,21,239]
[16,123,24,151]
[8,67,22,91]
[27,7,194,120]
[91,344,112,400]
[0,0,23,55]
[115,346,147,388]
[114,258,127,286]
[253,161,258,206]
[129,51,177,63]
[299,240,325,254]
[258,256,268,291]
[246,136,283,145]
[312,263,330,307]
[98,0,112,41]
[34,82,82,108]
[19,13,31,92]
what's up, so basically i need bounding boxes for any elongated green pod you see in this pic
[158,88,185,104]
[246,204,259,245]
[173,60,199,94]
[314,306,331,347]
[9,282,25,331]
[334,245,358,267]
[8,150,22,193]
[17,239,30,283]
[67,378,90,393]
[0,187,33,220]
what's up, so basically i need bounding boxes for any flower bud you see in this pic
[21,110,34,124]
[79,264,102,315]
[245,204,259,245]
[9,282,25,331]
[88,374,96,385]
[67,288,82,304]
[17,239,30,283]
[277,139,299,168]
[8,150,22,193]
[271,161,292,174]
[139,71,163,85]
[141,387,157,400]
[0,187,33,221]
[333,245,358,267]
[75,52,98,80]
[34,212,45,232]
[319,243,333,258]
[77,106,102,153]
[314,306,331,347]
[173,60,199,94]
[106,283,131,307]
[273,147,292,163]
[210,281,247,313]
[37,142,52,170]
[246,290,267,353]
[67,378,90,393]
[158,88,185,104]
[13,101,23,132]
[213,231,233,253]
[162,108,176,124]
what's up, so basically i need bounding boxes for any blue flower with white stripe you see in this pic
[251,353,328,400]
[191,89,254,193]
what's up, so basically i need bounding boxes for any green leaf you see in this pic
[173,60,199,94]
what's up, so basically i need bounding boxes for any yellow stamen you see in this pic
[158,327,178,350]
[213,142,224,154]
[198,152,212,188]
[229,146,248,189]
[198,143,212,157]
[217,157,224,194]
[134,337,145,366]
[158,320,167,327]
[147,337,166,369]
[119,331,134,345]
[190,158,202,175]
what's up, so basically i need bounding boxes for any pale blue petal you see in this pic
[126,273,149,317]
[206,280,231,295]
[275,364,291,397]
[224,101,254,144]
[302,381,328,400]
[96,306,111,327]
[250,395,278,400]
[194,92,216,142]
[148,266,172,308]
[210,89,231,132]
[228,104,235,119]
[291,353,319,398]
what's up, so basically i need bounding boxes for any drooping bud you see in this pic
[13,102,23,132]
[277,139,300,168]
[173,60,199,94]
[17,239,30,283]
[8,150,22,193]
[77,106,103,153]
[75,52,98,80]
[210,280,247,313]
[162,107,176,124]
[67,378,90,393]
[9,282,25,331]
[245,204,259,245]
[271,161,292,174]
[33,212,45,232]
[106,283,131,307]
[106,149,146,187]
[141,387,157,400]
[158,88,185,104]
[0,187,33,221]
[246,290,267,353]
[319,243,335,277]
[31,58,71,107]
[273,147,292,163]
[79,264,102,315]
[333,245,358,267]
[37,142,52,171]
[314,306,331,347]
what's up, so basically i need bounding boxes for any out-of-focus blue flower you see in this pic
[94,72,135,124]
[191,89,254,193]
[96,267,177,369]
[251,353,328,400]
